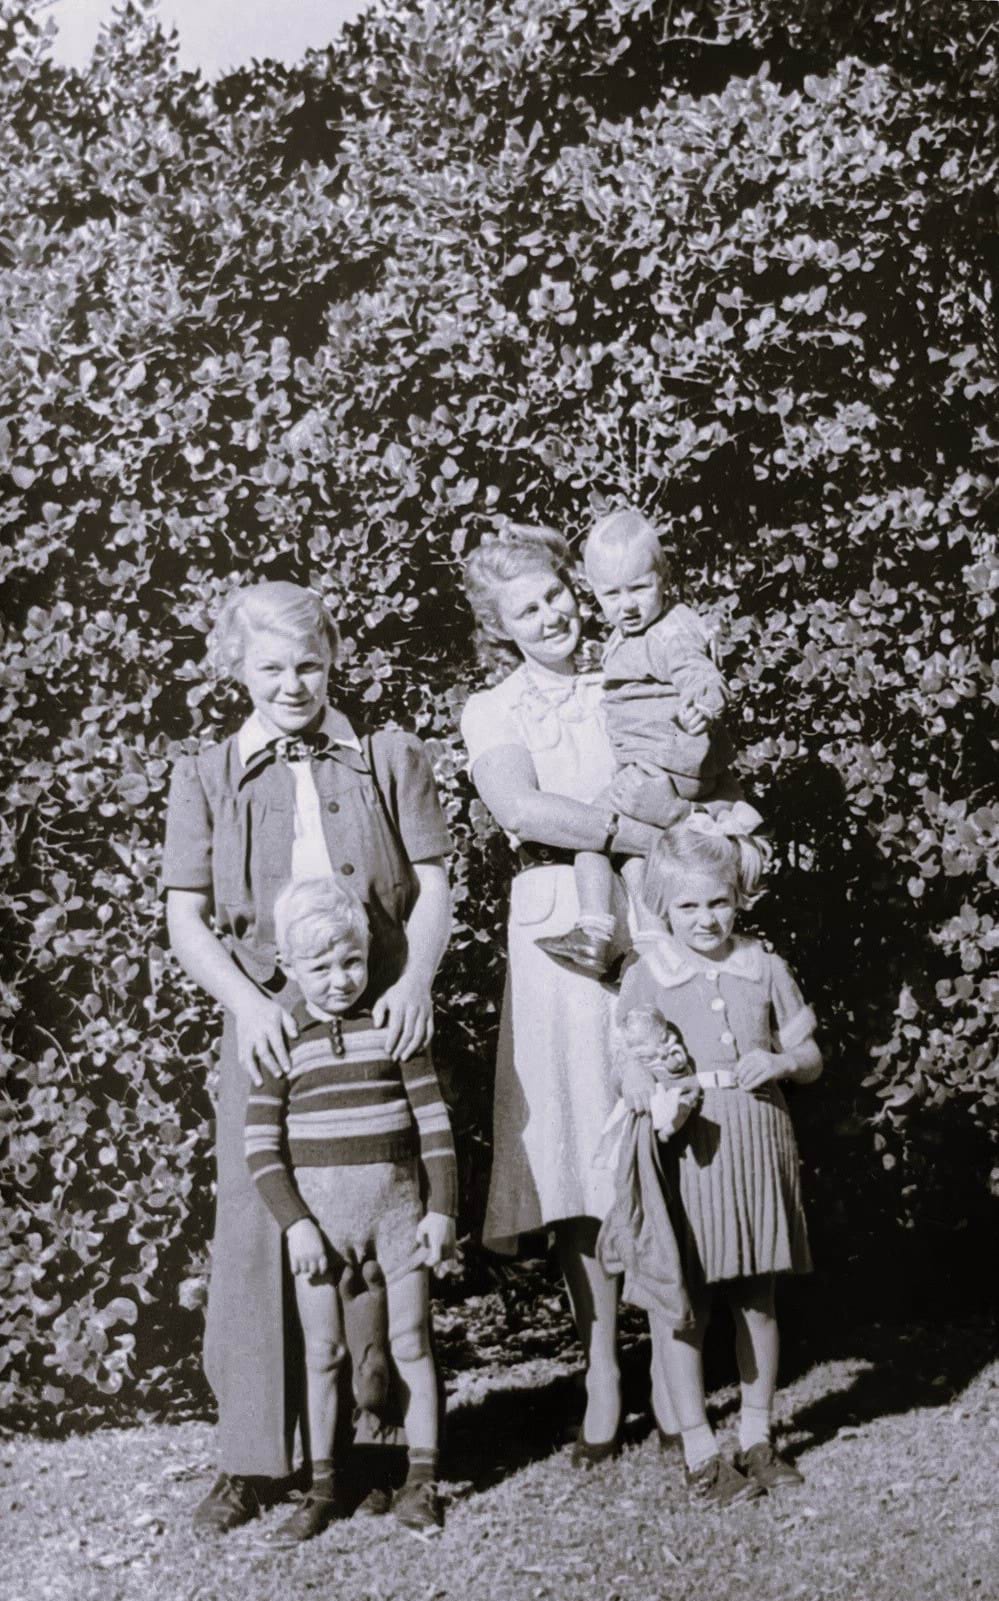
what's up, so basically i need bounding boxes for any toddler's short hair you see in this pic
[209,581,340,681]
[642,814,769,915]
[274,876,369,960]
[583,507,672,584]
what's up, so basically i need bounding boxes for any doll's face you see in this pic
[240,627,331,736]
[286,934,369,1015]
[666,871,738,958]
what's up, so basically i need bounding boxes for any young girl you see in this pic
[616,808,822,1508]
[247,876,457,1543]
[538,508,738,979]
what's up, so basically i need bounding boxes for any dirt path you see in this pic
[2,1324,997,1601]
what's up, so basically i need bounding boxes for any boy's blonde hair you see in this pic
[463,523,573,673]
[209,581,340,681]
[583,507,672,584]
[273,876,369,960]
[642,813,769,915]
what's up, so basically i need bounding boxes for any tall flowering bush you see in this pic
[2,0,996,1423]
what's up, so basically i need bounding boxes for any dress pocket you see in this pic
[510,867,559,927]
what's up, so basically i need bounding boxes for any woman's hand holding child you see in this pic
[286,1217,328,1278]
[417,1211,456,1270]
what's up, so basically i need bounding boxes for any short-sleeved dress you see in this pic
[618,933,817,1284]
[161,705,451,1477]
[461,662,625,1250]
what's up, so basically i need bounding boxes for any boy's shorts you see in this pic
[294,1158,424,1285]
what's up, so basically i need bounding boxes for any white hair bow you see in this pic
[685,801,765,839]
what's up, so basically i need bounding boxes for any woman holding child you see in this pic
[461,514,820,1502]
[162,580,453,1535]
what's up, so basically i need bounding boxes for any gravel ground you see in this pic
[2,1321,997,1601]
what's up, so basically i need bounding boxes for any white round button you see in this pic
[711,997,725,1012]
[720,1031,735,1045]
[704,970,719,983]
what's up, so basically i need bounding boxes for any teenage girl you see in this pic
[617,808,821,1508]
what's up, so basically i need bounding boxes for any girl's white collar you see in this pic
[639,932,764,988]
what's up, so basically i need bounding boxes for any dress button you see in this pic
[720,1031,735,1046]
[711,997,725,1012]
[326,800,340,813]
[704,970,719,983]
[341,863,355,876]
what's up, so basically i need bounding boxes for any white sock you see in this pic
[739,1404,771,1452]
[577,913,616,938]
[681,1423,717,1471]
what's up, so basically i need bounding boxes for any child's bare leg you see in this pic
[555,1217,621,1446]
[387,1266,445,1531]
[729,1274,779,1448]
[620,855,664,939]
[295,1271,346,1477]
[649,1289,716,1469]
[574,851,616,929]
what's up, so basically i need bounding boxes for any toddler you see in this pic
[245,875,457,1543]
[537,507,736,978]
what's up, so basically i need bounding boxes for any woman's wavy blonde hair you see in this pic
[208,581,340,682]
[462,523,574,676]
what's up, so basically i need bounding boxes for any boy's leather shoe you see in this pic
[392,1479,444,1535]
[735,1442,805,1489]
[192,1473,261,1534]
[261,1488,345,1546]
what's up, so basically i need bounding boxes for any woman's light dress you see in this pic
[461,662,626,1251]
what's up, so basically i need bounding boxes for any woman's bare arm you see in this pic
[166,889,297,1082]
[470,743,660,856]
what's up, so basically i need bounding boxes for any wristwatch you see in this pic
[603,810,621,853]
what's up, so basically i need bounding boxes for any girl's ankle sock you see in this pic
[406,1447,438,1487]
[739,1405,772,1453]
[681,1424,717,1471]
[578,913,617,939]
[311,1457,336,1498]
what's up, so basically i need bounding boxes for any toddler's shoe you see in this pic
[192,1473,261,1534]
[536,926,616,979]
[392,1479,444,1536]
[735,1442,804,1490]
[685,1454,764,1509]
[261,1487,346,1546]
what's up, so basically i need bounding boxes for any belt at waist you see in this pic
[696,1070,738,1089]
[515,841,578,872]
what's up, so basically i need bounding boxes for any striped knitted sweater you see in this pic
[245,1003,458,1232]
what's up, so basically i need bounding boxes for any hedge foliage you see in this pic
[2,0,997,1426]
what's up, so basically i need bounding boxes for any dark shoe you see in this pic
[192,1473,261,1534]
[686,1454,764,1509]
[736,1442,805,1489]
[262,1488,344,1547]
[571,1431,621,1468]
[353,1485,393,1518]
[392,1479,444,1536]
[535,926,615,979]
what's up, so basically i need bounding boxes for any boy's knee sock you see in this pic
[406,1446,438,1486]
[680,1424,716,1471]
[738,1404,771,1452]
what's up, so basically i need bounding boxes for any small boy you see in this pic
[245,876,457,1543]
[537,507,736,978]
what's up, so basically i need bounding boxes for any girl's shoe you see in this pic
[685,1454,764,1508]
[735,1442,804,1489]
[391,1479,444,1535]
[262,1488,344,1546]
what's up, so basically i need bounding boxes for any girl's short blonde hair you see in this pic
[462,523,574,673]
[208,581,340,681]
[642,816,769,916]
[583,507,672,585]
[273,876,369,960]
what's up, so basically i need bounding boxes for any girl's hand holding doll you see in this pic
[286,1217,328,1278]
[735,1047,791,1092]
[234,990,299,1084]
[417,1211,456,1270]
